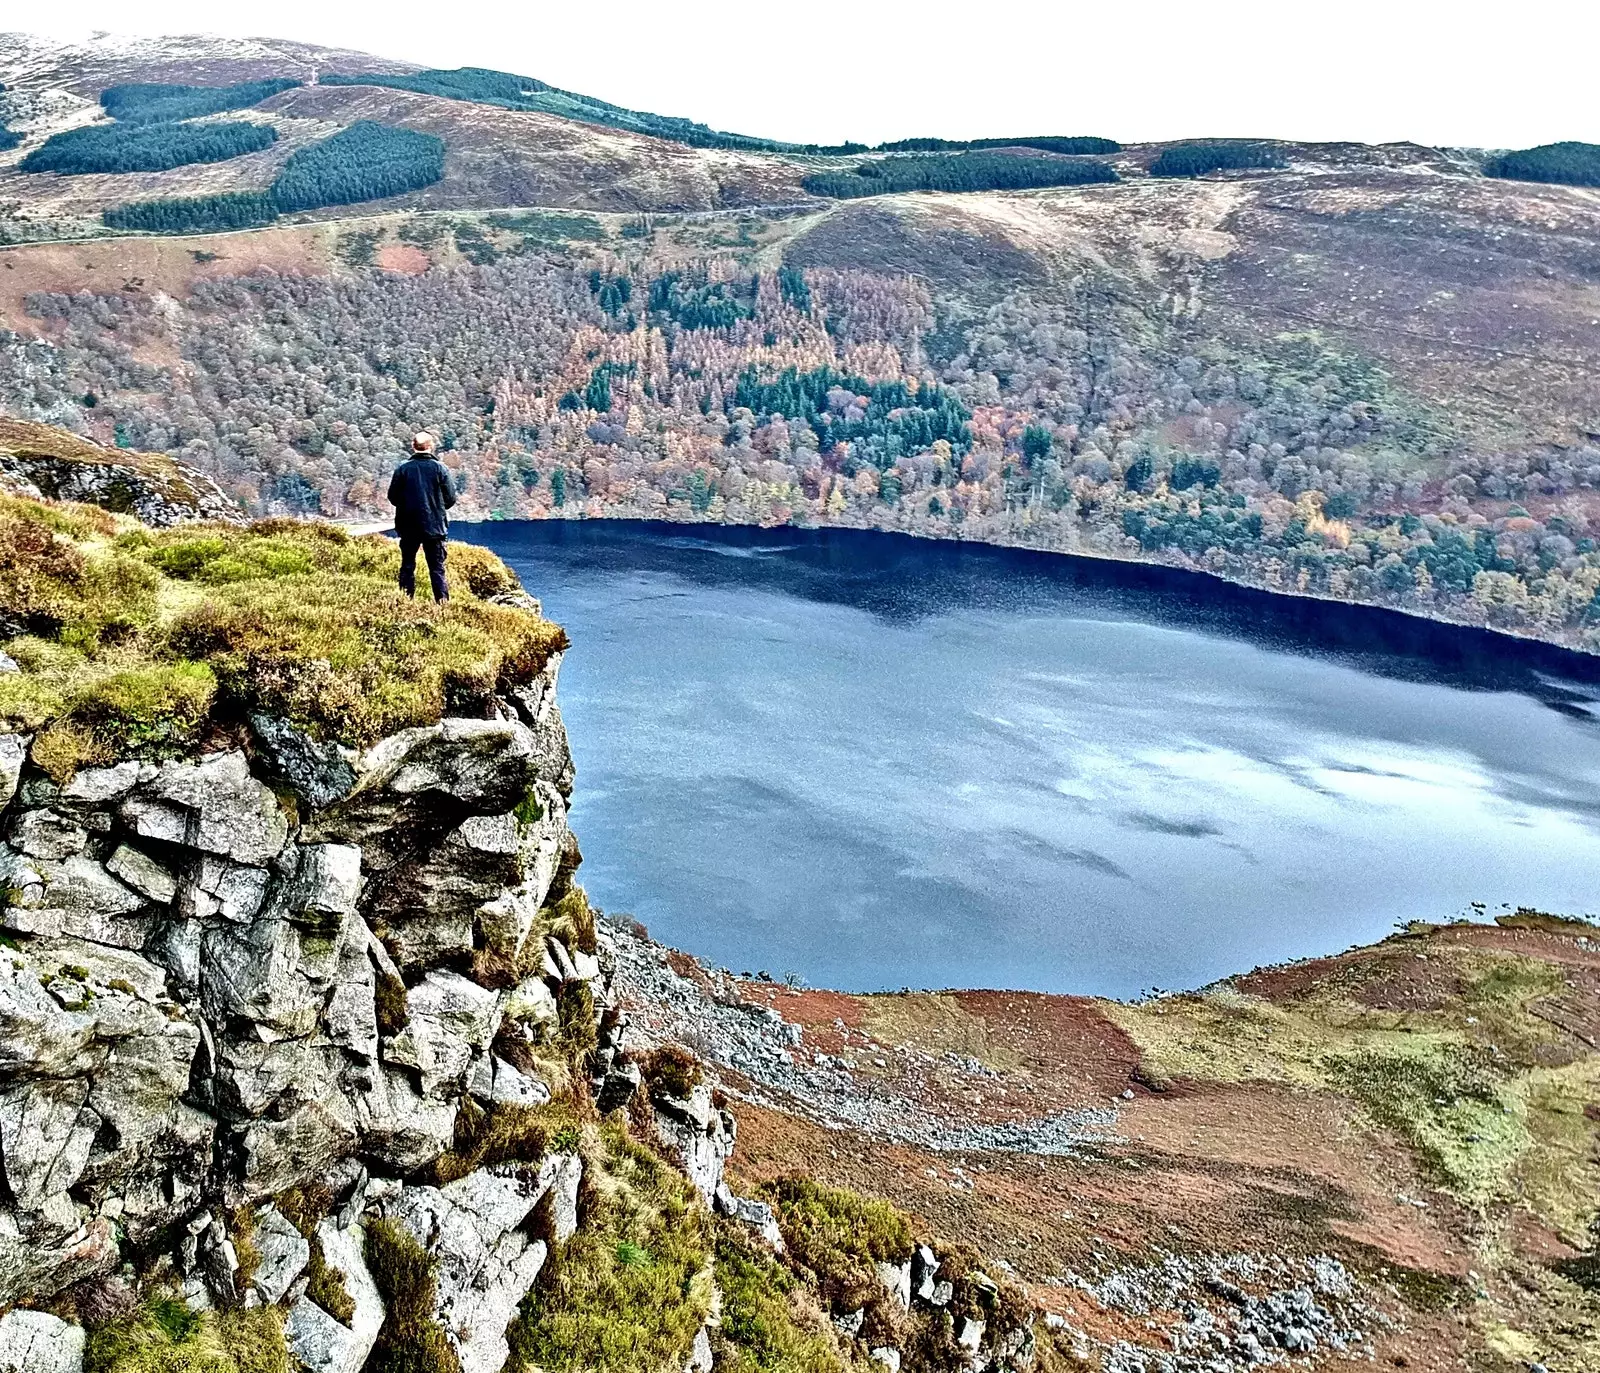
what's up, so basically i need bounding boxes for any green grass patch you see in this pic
[712,1225,842,1373]
[509,1121,712,1373]
[0,508,565,773]
[758,1176,911,1324]
[85,1295,288,1373]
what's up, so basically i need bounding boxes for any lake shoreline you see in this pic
[458,513,1600,698]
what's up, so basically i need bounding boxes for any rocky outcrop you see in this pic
[0,639,620,1373]
[0,1310,85,1373]
[370,1153,580,1373]
[0,417,243,527]
[651,1083,737,1204]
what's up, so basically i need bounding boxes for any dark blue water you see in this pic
[459,519,1600,997]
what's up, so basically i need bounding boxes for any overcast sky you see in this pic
[17,1,1600,150]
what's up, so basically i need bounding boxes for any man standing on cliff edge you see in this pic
[387,431,457,602]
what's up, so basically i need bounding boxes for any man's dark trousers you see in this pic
[399,534,449,601]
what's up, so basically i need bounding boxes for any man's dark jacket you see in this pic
[387,456,458,538]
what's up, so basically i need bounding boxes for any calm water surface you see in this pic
[460,520,1600,997]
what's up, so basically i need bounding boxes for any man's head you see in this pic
[411,431,438,456]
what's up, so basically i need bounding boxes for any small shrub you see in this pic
[364,1218,461,1373]
[642,1045,701,1101]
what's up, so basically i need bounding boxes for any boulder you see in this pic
[0,736,27,813]
[251,1207,311,1307]
[653,1086,736,1203]
[105,846,176,905]
[956,1318,985,1353]
[488,1057,550,1108]
[284,1219,383,1373]
[875,1259,911,1311]
[538,1152,582,1245]
[869,1350,901,1373]
[713,1183,783,1251]
[122,752,288,867]
[10,812,88,863]
[310,718,544,857]
[354,1069,458,1174]
[0,1079,99,1211]
[685,1325,713,1373]
[593,1059,642,1114]
[58,764,142,807]
[248,715,356,812]
[385,972,502,1097]
[0,1213,118,1307]
[0,1309,85,1373]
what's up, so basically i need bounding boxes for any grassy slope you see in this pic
[0,482,565,777]
[728,915,1600,1372]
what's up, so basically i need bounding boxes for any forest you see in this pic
[322,67,785,152]
[877,136,1120,155]
[98,78,300,123]
[1147,141,1287,177]
[101,121,445,231]
[20,119,278,174]
[270,120,446,212]
[802,152,1118,198]
[1484,141,1600,187]
[102,191,280,233]
[4,246,1599,650]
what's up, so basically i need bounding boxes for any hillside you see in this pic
[3,33,1600,653]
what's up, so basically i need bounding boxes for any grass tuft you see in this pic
[84,1294,289,1373]
[276,1185,355,1325]
[426,1098,584,1187]
[712,1224,843,1373]
[364,1217,462,1373]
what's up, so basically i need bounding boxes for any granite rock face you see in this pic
[0,657,617,1373]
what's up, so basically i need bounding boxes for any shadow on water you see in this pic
[460,519,1600,715]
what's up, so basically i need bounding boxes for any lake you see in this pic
[459,519,1600,998]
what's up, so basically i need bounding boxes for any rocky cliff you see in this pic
[0,607,604,1366]
[0,464,1051,1373]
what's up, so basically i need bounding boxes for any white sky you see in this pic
[16,0,1600,150]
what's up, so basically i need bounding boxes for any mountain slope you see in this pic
[5,33,1600,653]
